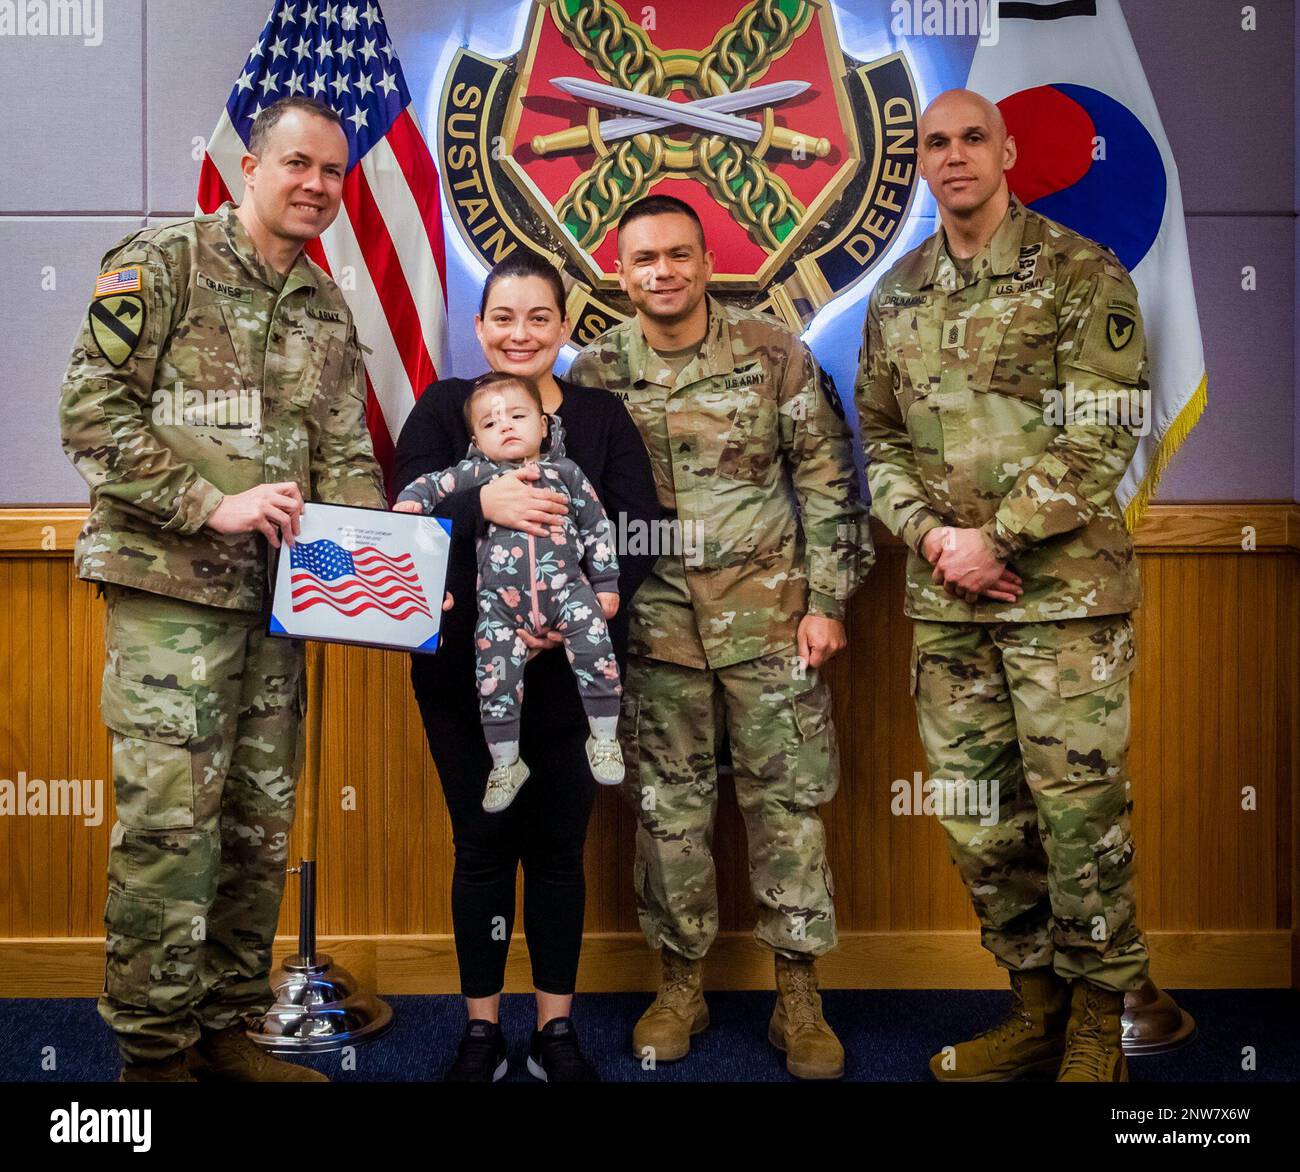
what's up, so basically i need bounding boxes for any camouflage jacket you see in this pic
[59,202,384,611]
[855,197,1145,623]
[570,296,872,670]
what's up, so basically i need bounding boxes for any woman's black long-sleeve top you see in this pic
[389,376,662,712]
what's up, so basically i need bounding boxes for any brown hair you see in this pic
[248,97,345,157]
[478,252,567,318]
[463,371,544,431]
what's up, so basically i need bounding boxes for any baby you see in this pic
[394,372,624,813]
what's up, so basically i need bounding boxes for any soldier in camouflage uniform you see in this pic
[856,90,1150,1082]
[570,195,871,1079]
[58,98,384,1083]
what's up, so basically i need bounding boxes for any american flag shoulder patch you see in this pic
[95,267,143,298]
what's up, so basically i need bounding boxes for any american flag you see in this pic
[95,267,143,297]
[290,538,432,620]
[198,1,448,473]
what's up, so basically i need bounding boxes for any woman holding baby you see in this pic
[389,253,659,1083]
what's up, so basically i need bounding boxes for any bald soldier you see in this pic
[570,195,871,1079]
[856,90,1150,1082]
[59,97,384,1082]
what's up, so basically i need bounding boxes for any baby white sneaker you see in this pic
[585,737,625,785]
[483,759,531,813]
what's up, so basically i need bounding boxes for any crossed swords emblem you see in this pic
[530,0,831,252]
[533,76,829,157]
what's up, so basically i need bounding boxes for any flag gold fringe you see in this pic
[1123,372,1209,532]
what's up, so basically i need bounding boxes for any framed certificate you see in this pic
[269,502,452,654]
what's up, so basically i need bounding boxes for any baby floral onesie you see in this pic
[396,416,622,746]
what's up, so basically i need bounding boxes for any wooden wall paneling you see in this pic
[1130,554,1158,929]
[1235,554,1263,928]
[43,560,64,937]
[360,646,383,935]
[822,638,853,931]
[1,504,1296,991]
[3,930,1289,997]
[1166,553,1194,927]
[1278,553,1299,987]
[1210,554,1238,928]
[0,561,12,939]
[1258,556,1282,930]
[67,576,106,940]
[845,578,876,929]
[11,560,33,938]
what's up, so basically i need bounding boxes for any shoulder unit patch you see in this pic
[88,294,145,367]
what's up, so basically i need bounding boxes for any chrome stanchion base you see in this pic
[247,953,394,1054]
[1122,979,1197,1056]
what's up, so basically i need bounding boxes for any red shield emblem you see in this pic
[441,0,918,337]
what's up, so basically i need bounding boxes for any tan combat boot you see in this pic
[769,954,844,1080]
[631,949,708,1062]
[118,1052,198,1083]
[1057,981,1130,1082]
[188,1023,329,1083]
[929,967,1070,1082]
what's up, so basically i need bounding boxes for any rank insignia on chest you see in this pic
[1015,243,1042,282]
[88,294,145,368]
[942,318,968,350]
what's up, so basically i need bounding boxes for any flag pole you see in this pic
[248,642,393,1053]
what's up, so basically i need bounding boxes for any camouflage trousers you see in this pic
[620,651,839,961]
[911,613,1149,992]
[97,585,305,1061]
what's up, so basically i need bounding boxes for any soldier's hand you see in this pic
[797,614,847,670]
[597,592,619,620]
[984,567,1023,603]
[932,528,1023,603]
[443,592,454,612]
[482,465,568,539]
[392,500,424,514]
[207,482,304,548]
[944,568,1024,606]
[920,526,951,564]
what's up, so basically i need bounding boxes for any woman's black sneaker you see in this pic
[444,1019,508,1082]
[526,1016,599,1082]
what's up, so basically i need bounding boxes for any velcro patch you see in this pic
[1107,311,1136,351]
[1070,285,1145,385]
[95,267,142,298]
[196,272,253,302]
[89,294,146,368]
[817,364,846,421]
[1014,243,1041,282]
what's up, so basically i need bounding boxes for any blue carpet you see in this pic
[1,990,1296,1082]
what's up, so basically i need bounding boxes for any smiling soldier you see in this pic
[570,195,871,1079]
[856,89,1151,1083]
[59,96,384,1083]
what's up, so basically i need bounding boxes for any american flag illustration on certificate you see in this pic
[269,503,451,654]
